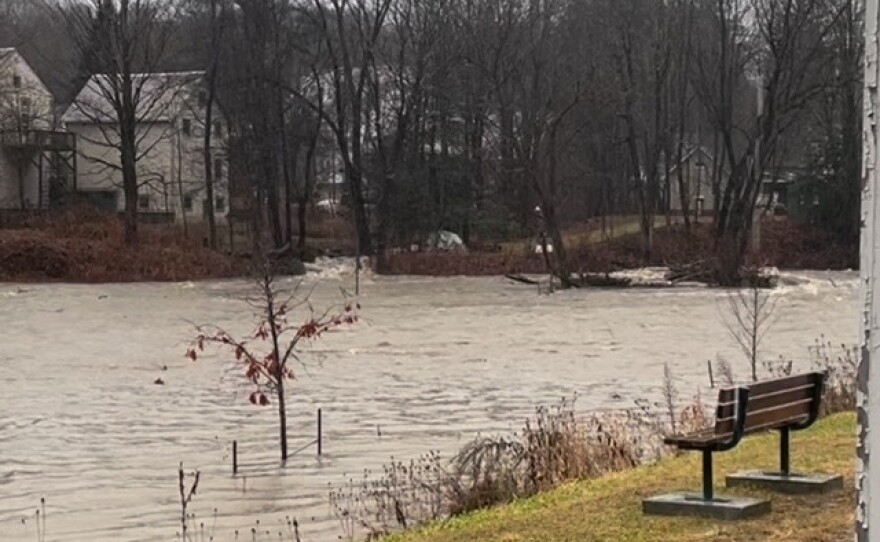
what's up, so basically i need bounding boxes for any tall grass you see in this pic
[329,387,711,540]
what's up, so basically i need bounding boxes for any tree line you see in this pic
[0,0,864,284]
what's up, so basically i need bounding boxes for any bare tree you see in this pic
[303,0,394,256]
[60,0,179,247]
[183,0,231,249]
[692,0,845,283]
[720,281,777,381]
[188,261,358,461]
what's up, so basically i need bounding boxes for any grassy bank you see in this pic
[388,412,855,542]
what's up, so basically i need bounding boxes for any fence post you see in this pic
[232,440,238,475]
[317,408,323,456]
[707,360,715,389]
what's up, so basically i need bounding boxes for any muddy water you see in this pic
[0,268,858,541]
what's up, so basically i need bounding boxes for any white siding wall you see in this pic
[0,50,55,210]
[69,118,229,222]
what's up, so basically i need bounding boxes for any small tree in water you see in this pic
[187,262,358,461]
[720,280,777,382]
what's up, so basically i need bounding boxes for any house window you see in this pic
[214,157,223,180]
[198,90,207,108]
[20,96,30,108]
[213,122,223,139]
[12,75,21,88]
[183,194,193,211]
[138,195,150,210]
[182,118,192,136]
[215,196,226,212]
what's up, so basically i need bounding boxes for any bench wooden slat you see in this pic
[716,384,815,419]
[747,373,815,398]
[664,431,729,448]
[714,397,813,436]
[743,399,812,432]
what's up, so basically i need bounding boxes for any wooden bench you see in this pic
[644,372,833,518]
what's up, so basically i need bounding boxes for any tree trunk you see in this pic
[277,375,287,461]
[177,132,188,239]
[121,130,139,247]
[264,156,284,249]
[279,107,295,248]
[535,128,574,289]
[346,164,372,255]
[16,162,25,210]
[297,196,308,254]
[203,84,217,250]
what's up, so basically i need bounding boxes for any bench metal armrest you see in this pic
[713,386,750,452]
[789,371,826,431]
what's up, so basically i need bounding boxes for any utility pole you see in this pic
[859,0,879,538]
[752,74,764,253]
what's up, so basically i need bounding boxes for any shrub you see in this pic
[809,338,858,414]
[0,206,241,282]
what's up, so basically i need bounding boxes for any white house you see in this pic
[62,71,229,224]
[0,47,76,211]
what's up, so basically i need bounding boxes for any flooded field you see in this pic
[0,266,858,541]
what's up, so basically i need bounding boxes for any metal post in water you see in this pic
[707,360,715,389]
[317,408,323,456]
[233,440,238,475]
[355,232,361,297]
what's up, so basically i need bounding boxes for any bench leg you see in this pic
[702,450,714,501]
[779,427,790,476]
[643,448,771,518]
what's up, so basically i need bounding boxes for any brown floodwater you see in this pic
[0,265,857,541]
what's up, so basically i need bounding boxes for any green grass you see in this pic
[388,413,855,542]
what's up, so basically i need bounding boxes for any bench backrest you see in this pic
[714,372,825,436]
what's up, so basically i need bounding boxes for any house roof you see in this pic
[62,71,204,124]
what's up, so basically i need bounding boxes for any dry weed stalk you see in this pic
[178,463,201,542]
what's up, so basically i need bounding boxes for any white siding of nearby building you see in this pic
[0,48,56,210]
[63,73,229,224]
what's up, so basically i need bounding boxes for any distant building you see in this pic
[0,47,76,211]
[666,145,719,216]
[62,71,229,224]
[665,144,795,218]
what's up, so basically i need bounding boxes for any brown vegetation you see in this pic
[380,218,857,278]
[0,207,240,282]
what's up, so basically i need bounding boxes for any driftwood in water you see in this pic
[667,261,778,288]
[668,260,715,284]
[576,273,632,288]
[505,274,542,285]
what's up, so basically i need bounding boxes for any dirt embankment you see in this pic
[0,208,242,283]
[380,218,858,276]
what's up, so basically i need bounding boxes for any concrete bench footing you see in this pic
[642,493,771,520]
[726,471,843,494]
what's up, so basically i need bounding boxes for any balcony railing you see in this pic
[0,130,76,151]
